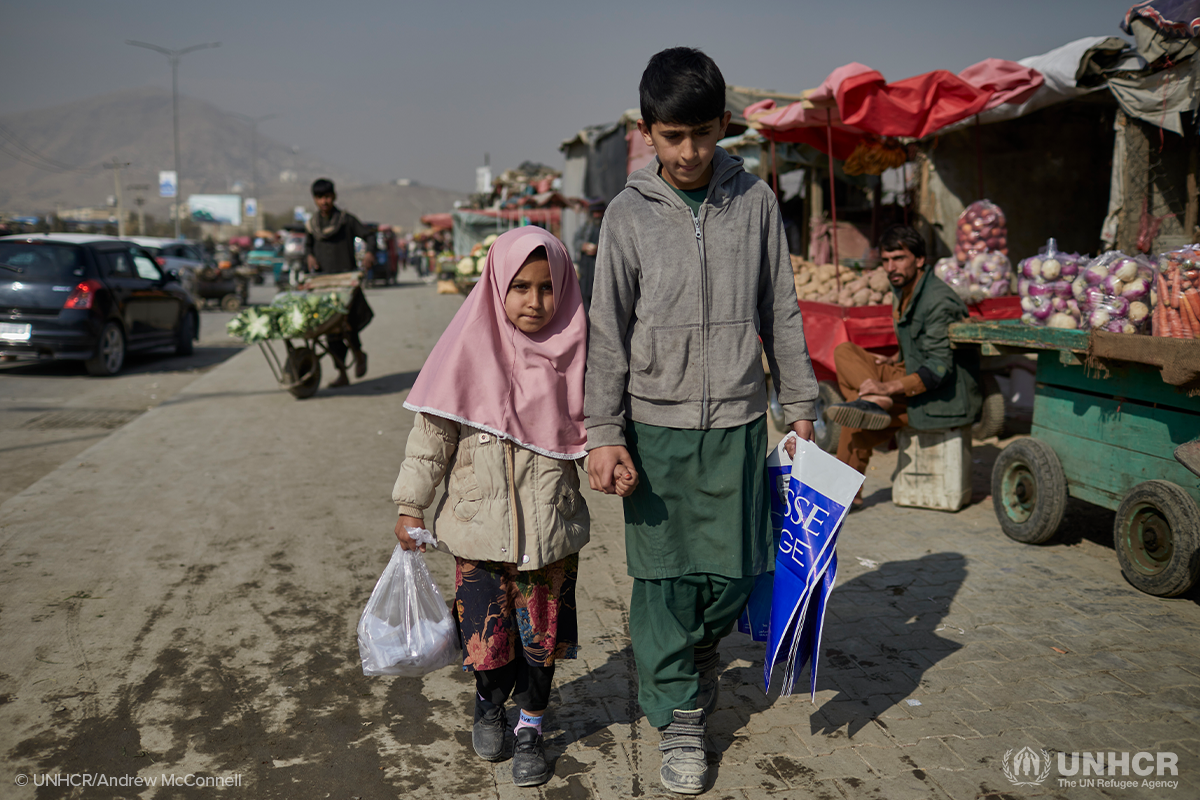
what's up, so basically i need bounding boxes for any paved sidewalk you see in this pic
[1,278,1198,799]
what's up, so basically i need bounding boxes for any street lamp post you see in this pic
[102,158,130,237]
[230,112,279,228]
[126,39,220,240]
[127,184,151,235]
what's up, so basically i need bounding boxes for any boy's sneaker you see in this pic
[825,398,891,431]
[694,642,721,717]
[472,700,507,762]
[659,709,707,795]
[512,727,552,787]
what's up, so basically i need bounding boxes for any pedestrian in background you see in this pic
[305,177,375,387]
[584,47,817,795]
[573,198,605,312]
[390,226,632,787]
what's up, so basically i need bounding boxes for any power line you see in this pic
[0,122,92,173]
[0,139,78,173]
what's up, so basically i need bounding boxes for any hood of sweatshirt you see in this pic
[625,147,747,211]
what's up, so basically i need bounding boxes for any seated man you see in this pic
[825,224,982,506]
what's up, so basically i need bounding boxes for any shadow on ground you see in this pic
[320,370,420,397]
[542,553,969,785]
[717,552,967,745]
[0,345,244,378]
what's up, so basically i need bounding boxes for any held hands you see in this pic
[587,446,639,497]
[874,352,900,366]
[614,465,639,497]
[306,254,320,272]
[784,420,816,458]
[395,515,426,552]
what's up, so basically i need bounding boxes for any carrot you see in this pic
[1172,266,1183,309]
[1187,288,1200,320]
[1158,273,1174,310]
[1179,301,1193,337]
[1170,307,1191,338]
[1182,292,1200,338]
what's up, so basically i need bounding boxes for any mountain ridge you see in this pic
[0,86,465,231]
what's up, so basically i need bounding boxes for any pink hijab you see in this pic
[403,226,587,459]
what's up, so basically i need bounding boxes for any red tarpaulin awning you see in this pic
[750,59,1043,156]
[420,213,454,230]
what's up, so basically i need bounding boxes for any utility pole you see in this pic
[103,158,131,237]
[127,39,221,240]
[128,183,150,235]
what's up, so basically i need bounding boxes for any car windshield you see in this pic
[0,243,87,281]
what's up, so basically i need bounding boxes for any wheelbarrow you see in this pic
[256,312,354,399]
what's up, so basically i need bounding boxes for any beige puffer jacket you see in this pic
[392,413,589,570]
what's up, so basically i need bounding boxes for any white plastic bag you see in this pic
[357,528,459,677]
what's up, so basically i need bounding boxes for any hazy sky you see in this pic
[2,0,1137,192]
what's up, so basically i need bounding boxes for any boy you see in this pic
[305,178,376,387]
[584,47,818,795]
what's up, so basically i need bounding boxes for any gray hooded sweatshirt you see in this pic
[584,147,818,449]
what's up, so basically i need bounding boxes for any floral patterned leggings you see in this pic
[454,553,579,711]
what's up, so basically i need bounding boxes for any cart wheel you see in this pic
[973,373,1006,441]
[220,294,242,312]
[991,438,1067,544]
[1113,480,1200,597]
[813,381,843,455]
[285,347,321,399]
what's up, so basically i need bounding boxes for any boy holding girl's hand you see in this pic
[584,47,818,795]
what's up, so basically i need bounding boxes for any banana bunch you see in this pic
[843,139,908,176]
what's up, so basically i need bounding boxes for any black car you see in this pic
[0,234,200,376]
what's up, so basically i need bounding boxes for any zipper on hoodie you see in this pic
[693,209,709,428]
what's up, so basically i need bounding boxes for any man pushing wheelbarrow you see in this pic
[305,178,376,387]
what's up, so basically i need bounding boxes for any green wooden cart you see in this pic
[949,320,1200,597]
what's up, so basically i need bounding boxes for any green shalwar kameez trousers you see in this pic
[624,416,772,727]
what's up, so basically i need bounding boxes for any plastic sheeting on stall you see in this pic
[933,37,1114,134]
[1107,55,1200,135]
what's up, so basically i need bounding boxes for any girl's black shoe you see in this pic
[512,727,552,786]
[472,700,507,761]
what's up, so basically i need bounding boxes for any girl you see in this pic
[390,226,634,787]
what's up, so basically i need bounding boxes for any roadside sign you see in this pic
[159,171,177,198]
[188,194,242,226]
[244,197,258,218]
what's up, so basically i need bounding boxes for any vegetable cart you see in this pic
[948,319,1200,597]
[193,266,254,312]
[229,274,366,400]
[256,309,349,399]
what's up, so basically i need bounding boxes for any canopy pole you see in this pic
[826,115,840,285]
[770,139,779,196]
[974,114,984,200]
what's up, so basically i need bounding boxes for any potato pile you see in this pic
[791,255,891,307]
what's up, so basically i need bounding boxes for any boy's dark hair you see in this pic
[639,47,726,129]
[880,225,926,260]
[311,178,335,197]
